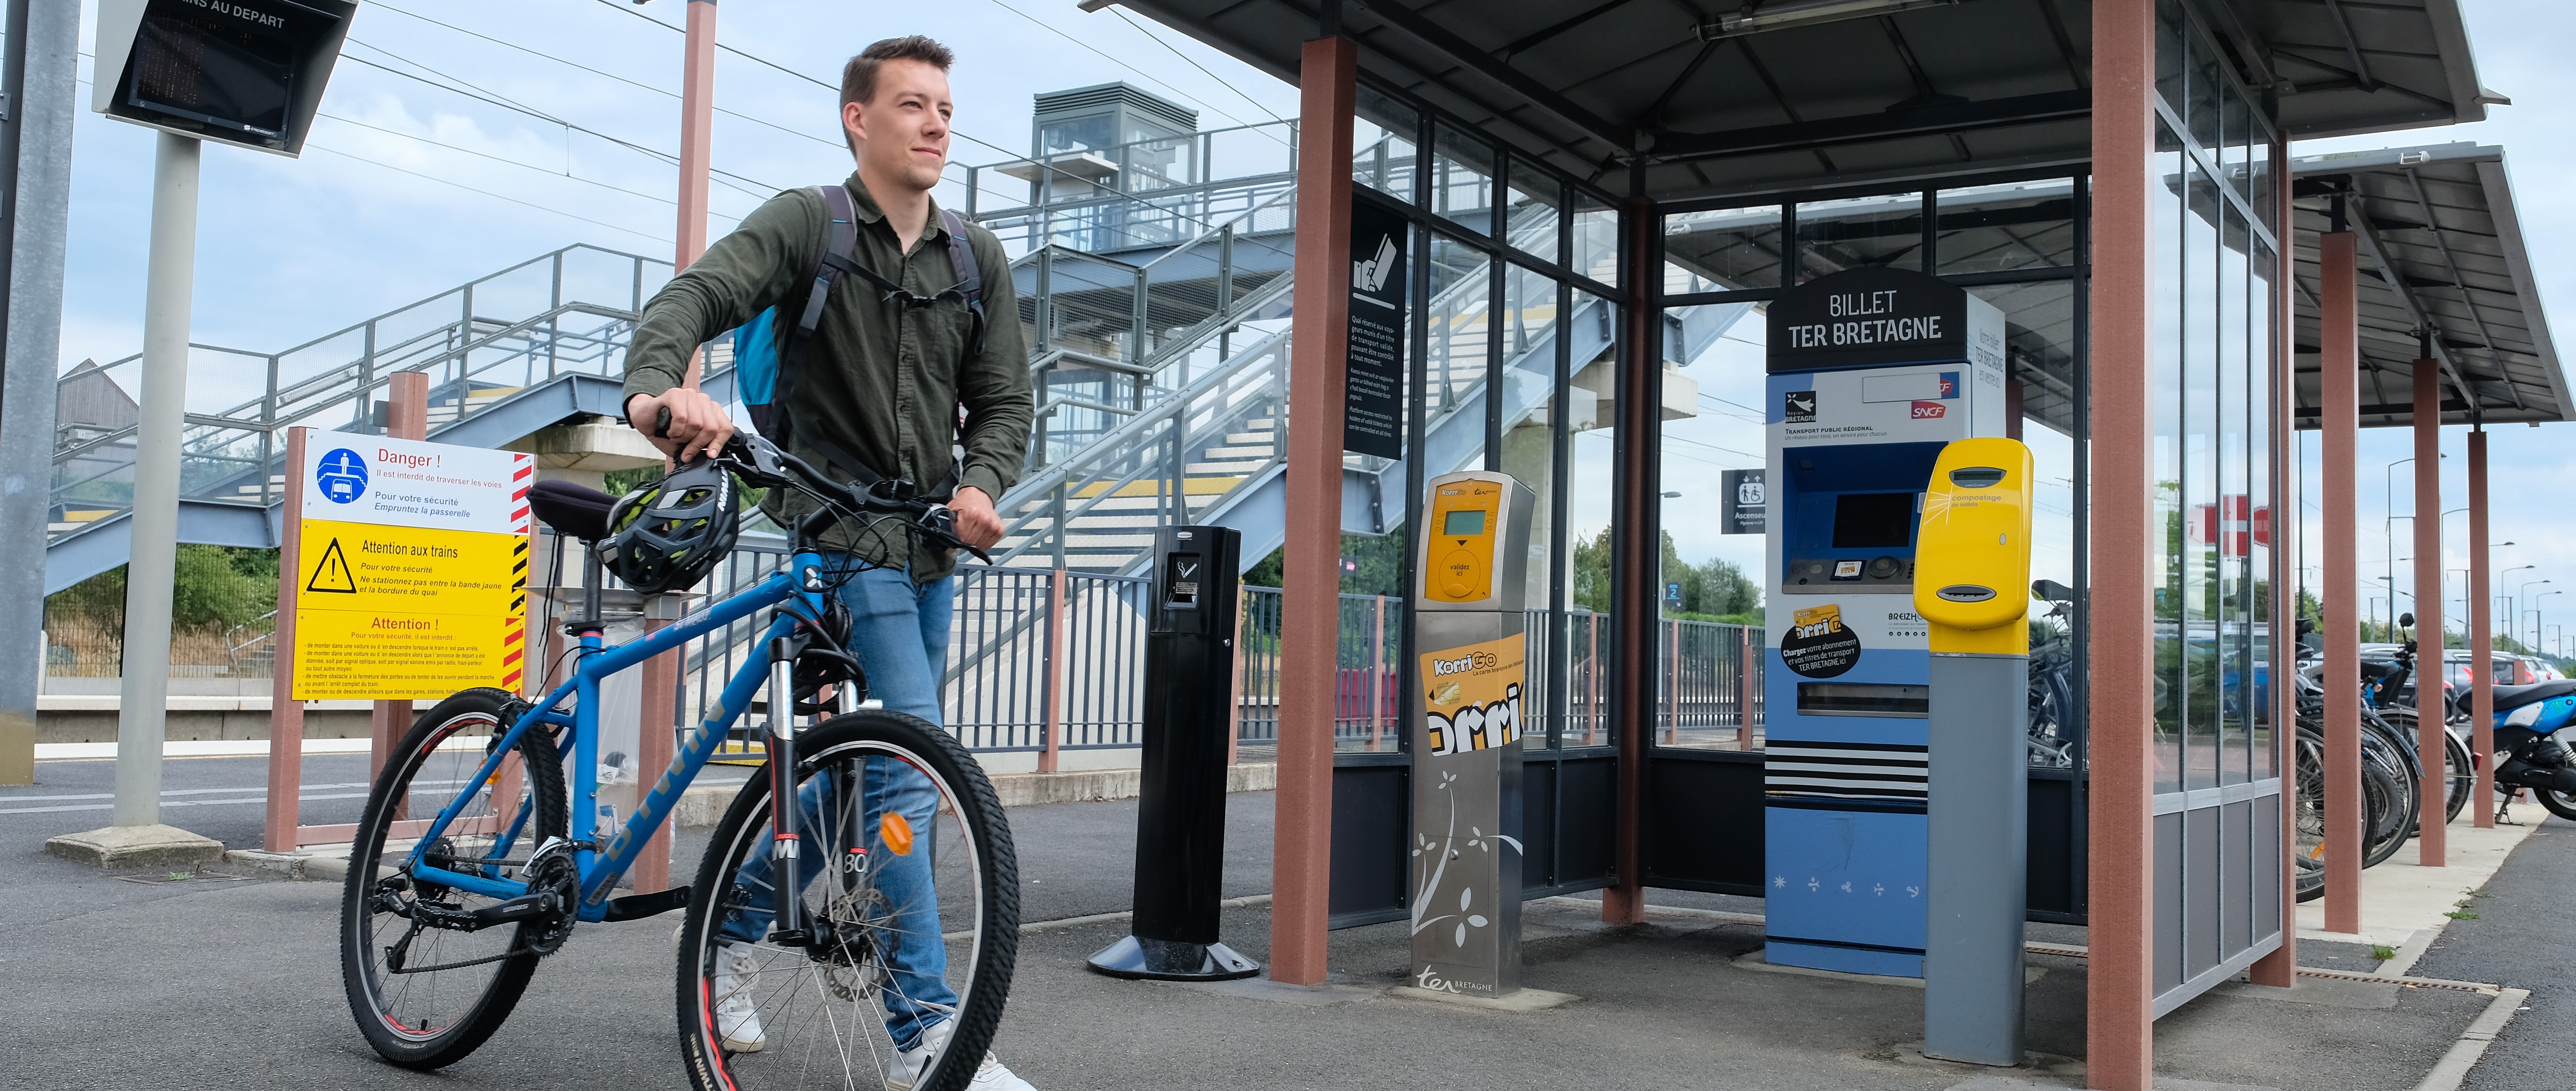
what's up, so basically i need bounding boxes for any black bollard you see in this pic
[1087,524,1260,981]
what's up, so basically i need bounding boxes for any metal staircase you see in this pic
[45,244,673,593]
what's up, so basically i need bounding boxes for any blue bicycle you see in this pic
[337,429,1019,1091]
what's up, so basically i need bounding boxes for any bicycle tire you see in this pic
[677,708,1019,1091]
[2376,709,2471,831]
[340,688,568,1070]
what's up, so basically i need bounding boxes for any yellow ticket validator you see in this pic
[1912,437,2035,655]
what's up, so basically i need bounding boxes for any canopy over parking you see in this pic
[2289,141,2568,428]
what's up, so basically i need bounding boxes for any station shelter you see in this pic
[1105,0,2558,1085]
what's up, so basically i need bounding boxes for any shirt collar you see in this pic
[840,173,949,241]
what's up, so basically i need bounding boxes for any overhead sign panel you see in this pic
[91,0,355,156]
[289,430,535,701]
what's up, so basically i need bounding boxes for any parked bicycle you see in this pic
[337,427,1019,1091]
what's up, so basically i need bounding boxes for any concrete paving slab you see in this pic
[1387,984,1580,1010]
[2208,976,2400,1009]
[43,822,226,868]
[2295,817,2537,946]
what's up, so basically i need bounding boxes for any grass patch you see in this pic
[2370,944,2398,962]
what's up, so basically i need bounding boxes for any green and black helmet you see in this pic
[606,460,740,595]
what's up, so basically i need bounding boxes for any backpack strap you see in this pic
[940,207,990,358]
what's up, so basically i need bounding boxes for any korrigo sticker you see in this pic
[1420,634,1525,757]
[1780,603,1863,678]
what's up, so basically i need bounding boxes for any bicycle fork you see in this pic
[765,636,806,943]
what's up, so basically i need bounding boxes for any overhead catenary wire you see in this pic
[72,60,680,246]
[1106,7,1288,126]
[338,46,784,202]
[363,0,850,153]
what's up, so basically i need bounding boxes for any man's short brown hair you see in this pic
[841,36,954,150]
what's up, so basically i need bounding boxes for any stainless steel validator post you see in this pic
[1407,471,1537,998]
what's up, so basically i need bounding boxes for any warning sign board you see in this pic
[289,430,535,701]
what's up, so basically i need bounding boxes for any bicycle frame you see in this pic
[398,549,832,922]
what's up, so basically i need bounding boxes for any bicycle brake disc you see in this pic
[818,886,894,1001]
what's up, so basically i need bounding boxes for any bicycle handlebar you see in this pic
[653,406,989,564]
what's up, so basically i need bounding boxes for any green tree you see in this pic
[1242,526,1410,596]
[1569,526,1762,624]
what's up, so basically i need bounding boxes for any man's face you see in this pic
[844,59,952,194]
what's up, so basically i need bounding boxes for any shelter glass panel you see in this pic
[1431,125,1497,237]
[1654,293,1764,752]
[2154,122,2187,795]
[2184,157,2223,794]
[1571,190,1619,287]
[2250,235,2278,778]
[1424,235,1494,418]
[1936,182,2076,276]
[2184,21,2224,154]
[1567,289,1620,748]
[1665,206,1784,291]
[1972,280,2082,768]
[1354,88,1419,204]
[1797,192,1925,280]
[2220,205,2253,786]
[1499,263,1562,750]
[1505,160,1563,266]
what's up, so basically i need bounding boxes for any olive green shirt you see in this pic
[622,175,1031,582]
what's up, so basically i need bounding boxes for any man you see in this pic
[621,35,1036,1091]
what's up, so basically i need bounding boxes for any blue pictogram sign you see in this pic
[316,448,368,504]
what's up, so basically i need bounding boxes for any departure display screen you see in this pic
[127,0,328,137]
[1830,492,1917,550]
[1443,509,1488,536]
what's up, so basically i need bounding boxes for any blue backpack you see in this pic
[731,183,986,494]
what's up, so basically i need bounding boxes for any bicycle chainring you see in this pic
[522,842,582,955]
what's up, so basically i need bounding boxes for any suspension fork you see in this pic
[765,635,805,942]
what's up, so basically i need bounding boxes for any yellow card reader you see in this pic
[1912,437,2035,655]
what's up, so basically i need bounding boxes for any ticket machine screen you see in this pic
[1831,493,1918,550]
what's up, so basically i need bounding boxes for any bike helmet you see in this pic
[605,460,740,595]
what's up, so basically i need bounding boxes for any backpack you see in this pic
[731,183,985,496]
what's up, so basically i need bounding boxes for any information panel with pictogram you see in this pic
[289,431,534,700]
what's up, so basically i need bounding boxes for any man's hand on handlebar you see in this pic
[627,388,733,463]
[948,487,1005,552]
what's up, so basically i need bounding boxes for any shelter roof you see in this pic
[1114,0,2500,203]
[2288,141,2567,427]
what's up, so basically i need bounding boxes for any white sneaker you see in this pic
[887,1019,1036,1091]
[712,942,767,1053]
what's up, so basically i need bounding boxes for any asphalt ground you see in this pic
[0,774,2515,1091]
[2404,812,2574,1091]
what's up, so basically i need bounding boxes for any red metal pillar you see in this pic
[1268,33,1355,986]
[675,0,717,386]
[1602,178,1658,928]
[2320,228,2362,934]
[369,374,428,785]
[2413,361,2446,864]
[2087,0,2157,1083]
[263,427,308,852]
[2470,428,2494,826]
[2250,131,2299,988]
[632,613,677,893]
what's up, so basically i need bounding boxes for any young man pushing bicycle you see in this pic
[621,35,1036,1091]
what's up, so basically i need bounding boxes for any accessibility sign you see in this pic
[289,430,535,701]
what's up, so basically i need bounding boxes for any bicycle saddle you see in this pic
[2490,679,2576,713]
[528,479,618,542]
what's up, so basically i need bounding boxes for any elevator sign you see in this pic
[288,430,535,700]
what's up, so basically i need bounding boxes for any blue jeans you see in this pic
[720,564,955,1051]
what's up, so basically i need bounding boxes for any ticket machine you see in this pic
[1409,470,1537,998]
[1761,267,2006,977]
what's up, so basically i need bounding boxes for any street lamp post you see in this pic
[2530,590,2562,652]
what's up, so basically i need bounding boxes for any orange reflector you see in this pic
[881,812,915,856]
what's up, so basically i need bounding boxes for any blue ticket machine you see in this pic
[1762,267,2006,977]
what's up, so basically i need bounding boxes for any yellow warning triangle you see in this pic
[306,538,358,594]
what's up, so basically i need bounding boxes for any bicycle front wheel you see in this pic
[340,688,568,1069]
[677,709,1019,1091]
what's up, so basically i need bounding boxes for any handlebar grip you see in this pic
[653,405,673,439]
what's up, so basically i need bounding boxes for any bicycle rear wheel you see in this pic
[677,709,1018,1091]
[340,688,568,1069]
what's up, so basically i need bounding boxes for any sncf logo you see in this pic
[1910,401,1947,419]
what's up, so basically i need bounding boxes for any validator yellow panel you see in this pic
[1423,477,1505,603]
[1913,437,2035,655]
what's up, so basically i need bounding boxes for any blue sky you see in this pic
[57,1,2576,646]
